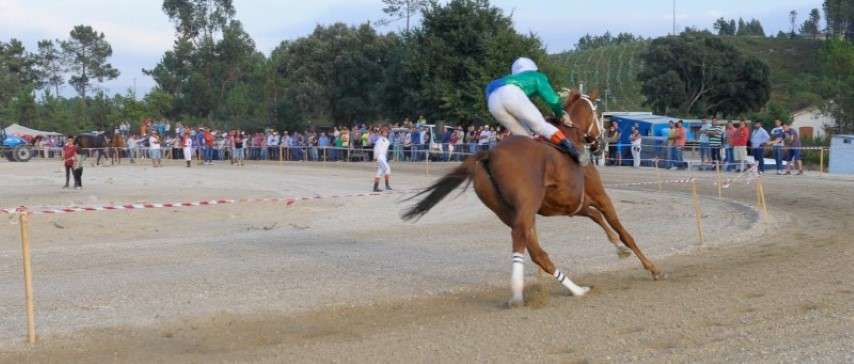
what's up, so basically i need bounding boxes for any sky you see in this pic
[0,0,824,97]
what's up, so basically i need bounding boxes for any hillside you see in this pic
[550,37,825,115]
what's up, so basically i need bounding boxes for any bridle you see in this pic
[562,94,604,148]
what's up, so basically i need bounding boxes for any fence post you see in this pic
[691,179,705,245]
[819,147,825,176]
[756,176,769,222]
[19,211,36,344]
[715,163,723,199]
[655,158,662,192]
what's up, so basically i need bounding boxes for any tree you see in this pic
[36,40,65,96]
[819,39,854,132]
[790,10,799,37]
[713,17,735,36]
[274,23,396,125]
[379,0,427,32]
[637,32,771,117]
[823,0,854,40]
[800,8,822,39]
[0,39,40,108]
[60,25,119,99]
[406,0,555,123]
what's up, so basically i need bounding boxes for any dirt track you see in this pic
[0,160,852,363]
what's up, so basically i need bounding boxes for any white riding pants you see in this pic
[487,85,559,139]
[376,158,391,178]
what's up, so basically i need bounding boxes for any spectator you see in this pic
[149,131,162,168]
[673,120,686,169]
[182,130,193,168]
[750,121,770,175]
[62,136,77,189]
[234,131,246,166]
[630,128,642,168]
[770,120,786,175]
[203,128,214,165]
[606,122,621,166]
[699,118,712,164]
[707,119,724,169]
[127,134,139,164]
[72,145,85,189]
[664,120,676,168]
[731,120,750,172]
[783,124,803,175]
[724,121,737,171]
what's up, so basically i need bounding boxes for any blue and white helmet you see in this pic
[511,57,538,74]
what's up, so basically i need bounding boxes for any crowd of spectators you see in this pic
[602,118,806,175]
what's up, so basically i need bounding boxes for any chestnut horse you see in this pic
[403,90,664,307]
[109,131,125,165]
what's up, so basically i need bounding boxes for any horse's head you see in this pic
[556,89,604,154]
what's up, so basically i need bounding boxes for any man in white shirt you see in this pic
[373,127,392,192]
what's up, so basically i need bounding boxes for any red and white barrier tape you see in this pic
[1,189,414,216]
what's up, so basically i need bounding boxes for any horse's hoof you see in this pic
[616,247,632,259]
[652,271,668,281]
[507,297,524,309]
[571,286,592,297]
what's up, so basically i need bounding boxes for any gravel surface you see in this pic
[0,160,850,363]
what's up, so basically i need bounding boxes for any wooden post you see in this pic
[19,212,36,344]
[279,146,283,162]
[425,149,430,175]
[655,158,662,192]
[819,147,825,176]
[757,177,769,222]
[691,179,705,245]
[715,163,723,199]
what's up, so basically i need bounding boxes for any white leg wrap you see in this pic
[554,269,590,297]
[511,253,525,303]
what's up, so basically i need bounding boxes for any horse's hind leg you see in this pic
[589,192,664,280]
[581,205,631,259]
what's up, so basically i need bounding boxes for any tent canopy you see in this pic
[3,123,64,138]
[607,113,702,145]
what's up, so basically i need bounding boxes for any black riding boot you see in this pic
[373,180,381,192]
[385,180,392,190]
[558,139,589,167]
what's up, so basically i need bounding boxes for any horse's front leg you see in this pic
[526,228,591,297]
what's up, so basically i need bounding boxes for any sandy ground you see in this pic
[0,159,851,363]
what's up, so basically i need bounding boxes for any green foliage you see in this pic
[637,32,770,117]
[61,25,120,99]
[823,0,854,40]
[576,32,643,51]
[818,39,854,132]
[36,40,65,96]
[800,8,823,40]
[406,0,553,123]
[379,0,427,32]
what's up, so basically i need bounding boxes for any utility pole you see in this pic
[672,0,677,35]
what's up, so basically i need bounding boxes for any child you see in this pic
[72,149,85,189]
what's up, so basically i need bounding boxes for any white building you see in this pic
[790,107,837,139]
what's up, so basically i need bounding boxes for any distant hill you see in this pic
[549,37,825,115]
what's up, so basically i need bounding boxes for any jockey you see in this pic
[372,127,392,192]
[486,57,588,165]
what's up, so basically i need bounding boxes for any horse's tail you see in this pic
[401,151,488,221]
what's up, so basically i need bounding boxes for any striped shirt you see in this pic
[707,126,724,147]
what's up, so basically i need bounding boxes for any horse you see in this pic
[74,133,108,166]
[109,131,125,165]
[402,89,664,307]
